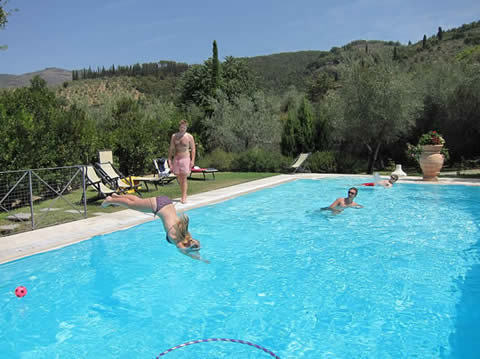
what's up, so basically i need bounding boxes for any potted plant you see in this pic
[406,131,449,181]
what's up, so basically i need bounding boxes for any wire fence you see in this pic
[0,166,87,237]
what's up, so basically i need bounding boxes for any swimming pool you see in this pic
[1,178,479,358]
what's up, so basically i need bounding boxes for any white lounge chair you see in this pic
[95,162,142,195]
[84,165,118,199]
[153,158,177,185]
[289,153,311,173]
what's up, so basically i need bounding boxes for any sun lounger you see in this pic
[95,162,142,196]
[83,165,120,200]
[189,166,218,180]
[289,153,311,173]
[152,158,177,185]
[128,175,164,191]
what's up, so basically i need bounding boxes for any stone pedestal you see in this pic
[391,164,407,177]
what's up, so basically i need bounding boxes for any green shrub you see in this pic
[309,151,337,173]
[198,149,235,171]
[231,148,289,172]
[464,35,480,45]
[384,159,396,172]
[334,152,365,174]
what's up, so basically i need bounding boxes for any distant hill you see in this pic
[4,20,478,100]
[244,20,480,94]
[242,50,326,94]
[0,67,71,88]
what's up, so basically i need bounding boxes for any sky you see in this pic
[1,0,479,75]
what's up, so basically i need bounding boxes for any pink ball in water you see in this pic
[15,286,27,298]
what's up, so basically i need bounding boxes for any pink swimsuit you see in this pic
[172,157,191,175]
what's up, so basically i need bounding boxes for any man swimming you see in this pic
[322,187,363,214]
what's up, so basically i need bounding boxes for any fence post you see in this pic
[82,166,87,218]
[28,170,35,230]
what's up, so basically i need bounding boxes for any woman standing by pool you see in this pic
[168,119,196,204]
[102,193,208,263]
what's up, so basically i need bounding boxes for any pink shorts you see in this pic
[172,157,191,175]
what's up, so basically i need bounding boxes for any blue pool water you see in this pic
[1,178,479,358]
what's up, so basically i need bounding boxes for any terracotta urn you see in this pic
[419,145,444,181]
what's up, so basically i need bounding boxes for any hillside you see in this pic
[0,67,71,88]
[245,20,480,94]
[242,50,327,94]
[56,77,145,107]
[163,22,479,96]
[3,20,478,100]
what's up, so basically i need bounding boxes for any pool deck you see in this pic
[1,173,479,265]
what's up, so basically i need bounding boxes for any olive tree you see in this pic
[177,55,255,109]
[414,61,480,161]
[204,91,281,153]
[1,0,17,50]
[0,76,97,170]
[0,2,7,28]
[332,58,418,173]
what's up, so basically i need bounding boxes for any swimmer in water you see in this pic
[376,174,398,188]
[101,193,209,263]
[360,173,398,188]
[321,187,363,214]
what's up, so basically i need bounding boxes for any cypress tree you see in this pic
[393,46,398,60]
[281,108,300,156]
[437,26,443,41]
[297,97,315,152]
[422,34,427,49]
[211,40,220,96]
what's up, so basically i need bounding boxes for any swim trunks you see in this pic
[172,156,191,175]
[153,196,172,215]
[361,182,375,186]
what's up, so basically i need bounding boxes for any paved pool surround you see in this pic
[1,174,479,264]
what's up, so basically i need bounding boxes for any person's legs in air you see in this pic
[102,193,155,213]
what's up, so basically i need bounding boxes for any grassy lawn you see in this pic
[0,172,278,236]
